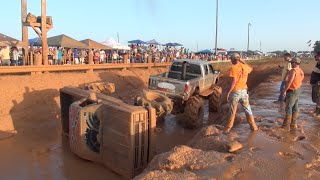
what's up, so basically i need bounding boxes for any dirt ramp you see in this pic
[134,170,199,180]
[135,145,226,179]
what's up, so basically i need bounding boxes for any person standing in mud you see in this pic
[281,57,304,131]
[275,53,292,103]
[310,52,320,116]
[224,53,258,133]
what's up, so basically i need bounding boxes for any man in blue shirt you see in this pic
[73,48,79,64]
[57,47,62,65]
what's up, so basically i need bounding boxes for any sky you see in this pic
[0,0,319,52]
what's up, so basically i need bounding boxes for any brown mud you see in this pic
[0,59,318,179]
[137,59,320,179]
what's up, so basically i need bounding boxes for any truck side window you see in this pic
[208,65,213,74]
[170,62,182,72]
[204,65,209,75]
[209,65,215,73]
[186,64,201,75]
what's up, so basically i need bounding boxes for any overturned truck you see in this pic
[60,84,157,179]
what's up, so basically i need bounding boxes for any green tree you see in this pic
[271,50,289,56]
[314,41,320,53]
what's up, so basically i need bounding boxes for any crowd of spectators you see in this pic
[0,44,256,66]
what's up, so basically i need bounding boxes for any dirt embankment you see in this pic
[0,68,167,133]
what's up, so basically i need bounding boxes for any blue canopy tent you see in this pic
[196,49,215,54]
[164,42,183,47]
[146,39,160,45]
[128,39,147,44]
[164,42,175,46]
[28,37,40,46]
[173,43,183,46]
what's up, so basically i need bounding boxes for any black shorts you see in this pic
[312,83,320,103]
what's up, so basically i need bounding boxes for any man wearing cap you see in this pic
[224,53,258,133]
[281,57,304,131]
[310,52,320,116]
[275,53,292,103]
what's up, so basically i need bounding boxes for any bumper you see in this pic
[147,88,189,101]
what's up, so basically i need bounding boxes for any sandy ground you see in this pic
[0,58,317,179]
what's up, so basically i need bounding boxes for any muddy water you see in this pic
[137,80,320,179]
[146,82,320,179]
[1,80,320,180]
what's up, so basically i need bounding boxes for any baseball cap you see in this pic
[291,57,302,64]
[231,53,240,60]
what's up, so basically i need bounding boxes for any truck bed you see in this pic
[157,72,199,81]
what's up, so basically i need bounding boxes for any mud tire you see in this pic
[135,91,173,121]
[209,85,222,112]
[84,82,115,95]
[181,96,204,129]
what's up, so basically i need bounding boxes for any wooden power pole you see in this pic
[21,0,28,65]
[41,0,48,65]
[22,0,52,66]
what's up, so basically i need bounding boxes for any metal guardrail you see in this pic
[0,62,172,74]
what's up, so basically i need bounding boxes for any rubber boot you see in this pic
[291,113,299,129]
[224,113,236,133]
[246,115,258,131]
[281,115,292,131]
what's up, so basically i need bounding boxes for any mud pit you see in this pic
[0,59,319,179]
[138,78,320,180]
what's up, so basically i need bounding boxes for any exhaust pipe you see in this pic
[182,61,187,80]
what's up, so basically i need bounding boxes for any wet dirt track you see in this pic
[137,78,320,179]
[1,76,320,179]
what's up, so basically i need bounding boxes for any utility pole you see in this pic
[260,40,262,52]
[21,0,28,65]
[214,0,219,56]
[247,23,252,52]
[117,32,120,43]
[197,41,199,52]
[41,0,48,65]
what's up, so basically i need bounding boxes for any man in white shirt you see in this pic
[275,53,292,103]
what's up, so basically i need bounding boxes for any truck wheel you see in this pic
[83,82,115,95]
[135,91,173,121]
[181,96,204,129]
[209,85,222,112]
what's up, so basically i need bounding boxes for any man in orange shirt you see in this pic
[281,57,304,131]
[224,53,258,133]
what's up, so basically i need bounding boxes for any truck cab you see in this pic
[148,59,220,100]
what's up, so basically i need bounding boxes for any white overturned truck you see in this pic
[60,85,157,179]
[135,59,222,128]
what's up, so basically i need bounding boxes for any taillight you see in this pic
[184,83,189,93]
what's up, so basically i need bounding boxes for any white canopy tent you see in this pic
[101,38,130,50]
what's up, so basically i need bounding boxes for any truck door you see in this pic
[203,64,214,89]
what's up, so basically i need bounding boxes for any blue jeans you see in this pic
[12,60,19,66]
[229,89,253,116]
[285,89,301,115]
[278,81,286,101]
